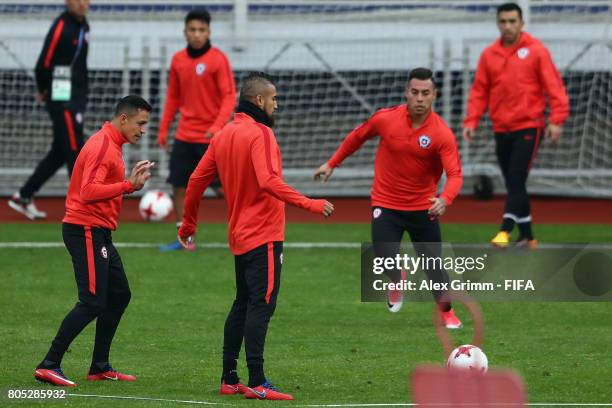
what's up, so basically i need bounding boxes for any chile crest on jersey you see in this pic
[418,134,432,149]
[195,63,206,76]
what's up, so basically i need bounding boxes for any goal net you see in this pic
[1,1,610,197]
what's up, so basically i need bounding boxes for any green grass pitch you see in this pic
[1,223,611,406]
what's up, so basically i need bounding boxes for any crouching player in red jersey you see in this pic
[34,96,154,386]
[315,68,464,329]
[179,73,334,400]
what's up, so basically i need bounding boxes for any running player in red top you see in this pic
[315,68,463,329]
[34,96,154,387]
[462,2,569,249]
[178,73,334,400]
[158,9,236,251]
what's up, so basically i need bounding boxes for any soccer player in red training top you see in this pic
[9,0,90,220]
[315,68,464,329]
[463,2,569,250]
[158,9,236,251]
[178,73,334,400]
[34,96,154,387]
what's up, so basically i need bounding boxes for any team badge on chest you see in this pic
[517,47,529,59]
[418,134,432,149]
[195,63,206,75]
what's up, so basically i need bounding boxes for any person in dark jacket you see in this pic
[8,0,90,220]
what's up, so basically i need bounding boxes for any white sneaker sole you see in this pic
[8,200,36,220]
[387,297,403,313]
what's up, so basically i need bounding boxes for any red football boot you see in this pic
[34,368,77,387]
[220,380,249,395]
[244,380,294,400]
[440,308,463,329]
[87,366,136,382]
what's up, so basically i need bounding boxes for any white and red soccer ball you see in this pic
[138,190,173,221]
[447,344,488,373]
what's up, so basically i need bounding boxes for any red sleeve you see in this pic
[80,141,134,203]
[538,46,569,125]
[327,113,379,168]
[178,142,218,238]
[252,125,326,214]
[159,57,181,143]
[463,52,490,130]
[208,52,237,135]
[438,129,463,206]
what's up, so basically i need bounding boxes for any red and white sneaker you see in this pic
[244,381,294,400]
[440,308,463,329]
[87,366,136,382]
[220,380,249,395]
[34,368,77,387]
[387,269,407,313]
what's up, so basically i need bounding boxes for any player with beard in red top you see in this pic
[179,73,334,400]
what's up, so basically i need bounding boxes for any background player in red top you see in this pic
[158,9,237,251]
[462,2,569,249]
[314,68,463,329]
[34,96,154,387]
[178,73,334,400]
[8,0,90,220]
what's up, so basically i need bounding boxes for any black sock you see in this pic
[223,370,239,385]
[437,301,451,313]
[37,359,59,370]
[247,364,265,388]
[90,361,110,374]
[222,359,238,384]
[517,222,534,240]
[501,217,515,232]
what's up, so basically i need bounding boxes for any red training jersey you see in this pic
[328,105,463,211]
[464,32,569,133]
[159,47,236,145]
[63,122,135,230]
[179,112,327,255]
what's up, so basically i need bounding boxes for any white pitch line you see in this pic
[1,242,612,250]
[67,392,226,405]
[65,394,612,407]
[300,405,612,407]
[0,241,359,249]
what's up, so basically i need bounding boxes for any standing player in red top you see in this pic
[178,73,334,400]
[34,96,153,387]
[462,2,569,249]
[314,68,463,329]
[158,9,236,251]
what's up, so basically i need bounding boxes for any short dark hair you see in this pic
[185,9,211,25]
[239,72,276,102]
[114,95,152,117]
[497,2,523,19]
[407,67,437,88]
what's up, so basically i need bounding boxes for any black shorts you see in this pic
[494,127,542,179]
[167,140,220,188]
[62,223,131,311]
[371,207,444,284]
[234,242,283,308]
[371,207,441,244]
